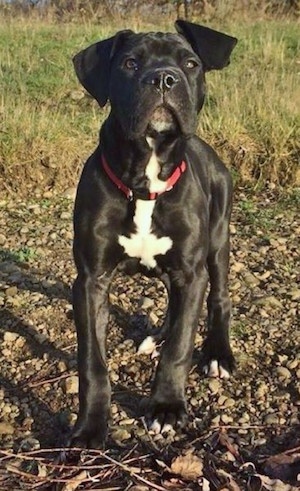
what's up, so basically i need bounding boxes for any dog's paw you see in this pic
[201,341,235,379]
[203,359,232,379]
[69,422,107,449]
[146,399,188,434]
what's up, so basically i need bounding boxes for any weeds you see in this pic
[0,247,38,263]
[0,14,299,196]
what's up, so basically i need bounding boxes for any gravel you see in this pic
[0,187,299,486]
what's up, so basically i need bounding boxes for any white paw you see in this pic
[204,360,230,379]
[138,336,157,355]
[149,419,175,435]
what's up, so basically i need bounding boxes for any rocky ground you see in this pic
[0,186,299,490]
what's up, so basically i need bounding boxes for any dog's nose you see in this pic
[142,71,179,92]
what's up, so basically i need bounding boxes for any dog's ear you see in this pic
[73,30,133,107]
[175,20,237,71]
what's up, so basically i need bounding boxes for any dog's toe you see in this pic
[203,359,231,379]
[69,424,107,450]
[147,399,188,435]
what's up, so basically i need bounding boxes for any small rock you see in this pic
[208,379,221,394]
[217,395,227,406]
[0,422,14,435]
[64,375,79,394]
[231,280,242,291]
[243,273,260,287]
[149,311,159,325]
[290,288,300,300]
[221,414,233,424]
[264,413,279,424]
[211,415,221,425]
[15,336,26,348]
[0,234,5,246]
[119,418,135,425]
[58,361,67,372]
[5,286,18,297]
[140,297,154,309]
[232,261,244,273]
[287,359,299,370]
[63,187,77,200]
[255,296,283,308]
[60,211,71,220]
[3,332,19,343]
[111,428,131,442]
[276,366,291,379]
[223,398,235,408]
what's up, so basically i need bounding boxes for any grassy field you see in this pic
[0,14,299,195]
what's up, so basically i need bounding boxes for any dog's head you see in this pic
[73,21,237,139]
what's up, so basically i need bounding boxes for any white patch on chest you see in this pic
[118,143,173,269]
[145,139,168,194]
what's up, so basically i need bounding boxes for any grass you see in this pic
[0,14,299,195]
[0,246,38,263]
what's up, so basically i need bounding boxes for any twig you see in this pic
[27,371,76,388]
[140,417,161,452]
[96,452,167,491]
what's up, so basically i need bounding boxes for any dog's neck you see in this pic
[100,114,186,194]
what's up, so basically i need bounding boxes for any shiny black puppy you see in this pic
[71,20,237,448]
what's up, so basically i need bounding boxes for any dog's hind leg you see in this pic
[202,173,235,379]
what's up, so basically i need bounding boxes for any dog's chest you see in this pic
[118,148,173,269]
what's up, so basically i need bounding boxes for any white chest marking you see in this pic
[118,143,173,269]
[118,199,172,268]
[145,143,168,194]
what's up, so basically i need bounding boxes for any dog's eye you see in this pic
[185,59,198,69]
[124,58,138,70]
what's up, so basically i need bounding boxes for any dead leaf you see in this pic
[263,451,300,482]
[129,486,150,491]
[248,473,299,491]
[171,453,203,480]
[219,430,241,461]
[217,469,242,490]
[61,470,88,491]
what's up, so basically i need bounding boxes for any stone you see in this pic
[5,286,18,297]
[223,398,235,408]
[4,332,19,343]
[111,428,131,442]
[0,422,14,435]
[64,375,79,394]
[264,413,279,424]
[243,273,260,286]
[141,297,154,309]
[208,379,221,394]
[276,366,291,379]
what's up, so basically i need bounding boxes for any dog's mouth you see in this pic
[146,106,179,134]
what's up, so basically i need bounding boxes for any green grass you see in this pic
[0,17,299,195]
[0,246,38,263]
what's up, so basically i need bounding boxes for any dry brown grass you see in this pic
[0,6,299,196]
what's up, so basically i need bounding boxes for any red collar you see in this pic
[101,153,187,201]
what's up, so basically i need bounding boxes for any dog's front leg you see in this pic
[147,268,208,433]
[70,272,112,449]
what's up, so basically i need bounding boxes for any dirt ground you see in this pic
[0,186,299,490]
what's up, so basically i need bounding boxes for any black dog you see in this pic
[71,20,237,448]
